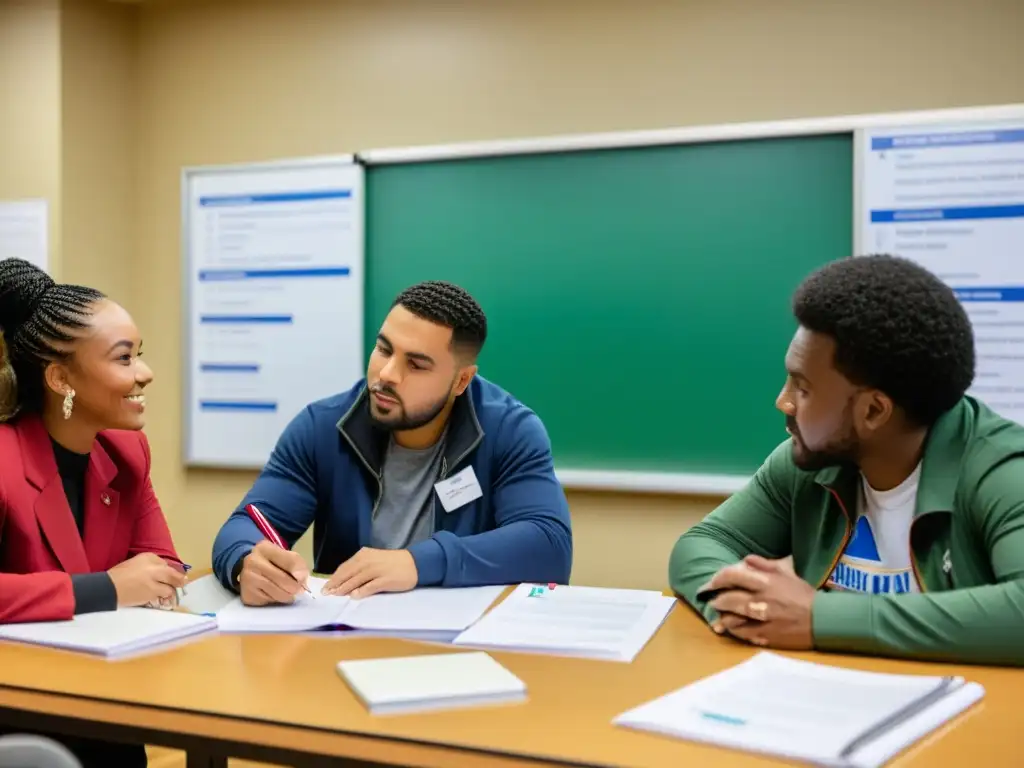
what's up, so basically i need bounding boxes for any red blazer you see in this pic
[0,414,181,624]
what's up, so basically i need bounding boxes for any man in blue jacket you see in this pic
[211,280,573,605]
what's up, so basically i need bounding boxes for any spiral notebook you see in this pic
[613,651,984,767]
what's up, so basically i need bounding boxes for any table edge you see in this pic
[0,683,615,768]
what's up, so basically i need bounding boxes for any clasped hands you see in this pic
[239,540,418,607]
[697,554,816,651]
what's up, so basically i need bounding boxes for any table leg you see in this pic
[186,751,227,768]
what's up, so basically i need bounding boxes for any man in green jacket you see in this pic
[670,254,1024,667]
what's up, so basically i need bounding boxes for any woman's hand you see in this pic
[107,553,187,607]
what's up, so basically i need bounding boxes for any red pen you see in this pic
[245,503,311,594]
[245,503,286,547]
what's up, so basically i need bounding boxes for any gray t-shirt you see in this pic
[370,434,445,550]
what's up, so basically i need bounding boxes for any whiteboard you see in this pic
[181,156,365,468]
[855,112,1024,425]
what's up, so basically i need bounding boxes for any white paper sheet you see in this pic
[0,198,48,271]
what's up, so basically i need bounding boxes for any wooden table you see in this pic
[0,598,1021,767]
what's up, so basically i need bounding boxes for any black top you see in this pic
[51,438,89,534]
[51,438,119,615]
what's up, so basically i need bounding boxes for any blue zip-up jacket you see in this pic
[212,376,573,591]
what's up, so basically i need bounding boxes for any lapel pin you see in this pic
[100,493,111,506]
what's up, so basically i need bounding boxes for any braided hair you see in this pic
[0,258,105,421]
[392,280,487,359]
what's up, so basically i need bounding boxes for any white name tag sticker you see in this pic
[434,465,483,513]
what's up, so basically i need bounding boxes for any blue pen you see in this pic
[177,562,192,598]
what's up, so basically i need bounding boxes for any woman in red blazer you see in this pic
[0,258,185,767]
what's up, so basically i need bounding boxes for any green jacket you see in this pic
[669,396,1024,667]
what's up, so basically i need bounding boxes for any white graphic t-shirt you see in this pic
[826,463,921,595]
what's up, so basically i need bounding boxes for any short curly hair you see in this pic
[792,254,975,427]
[392,280,487,359]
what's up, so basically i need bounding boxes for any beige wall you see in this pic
[0,0,134,285]
[59,0,137,298]
[3,0,1024,590]
[0,0,61,272]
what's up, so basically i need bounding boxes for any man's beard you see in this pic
[787,413,859,472]
[367,383,452,432]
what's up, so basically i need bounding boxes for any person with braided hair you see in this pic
[0,259,188,765]
[0,258,187,617]
[213,280,573,604]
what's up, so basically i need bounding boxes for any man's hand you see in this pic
[323,548,418,599]
[239,540,310,606]
[697,554,815,650]
[107,553,187,608]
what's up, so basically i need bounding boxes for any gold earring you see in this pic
[62,389,75,420]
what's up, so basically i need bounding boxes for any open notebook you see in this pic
[337,651,527,715]
[613,651,985,767]
[0,608,218,659]
[215,576,505,639]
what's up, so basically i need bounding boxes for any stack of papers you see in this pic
[0,608,218,659]
[336,650,527,715]
[215,577,505,641]
[614,651,985,767]
[452,583,675,662]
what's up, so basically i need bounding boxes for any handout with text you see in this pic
[451,583,675,662]
[613,651,984,767]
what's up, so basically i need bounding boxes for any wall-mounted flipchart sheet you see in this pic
[857,117,1024,424]
[182,157,365,468]
[0,198,48,271]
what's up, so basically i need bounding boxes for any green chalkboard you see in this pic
[364,134,853,477]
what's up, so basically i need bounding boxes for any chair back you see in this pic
[0,735,83,768]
